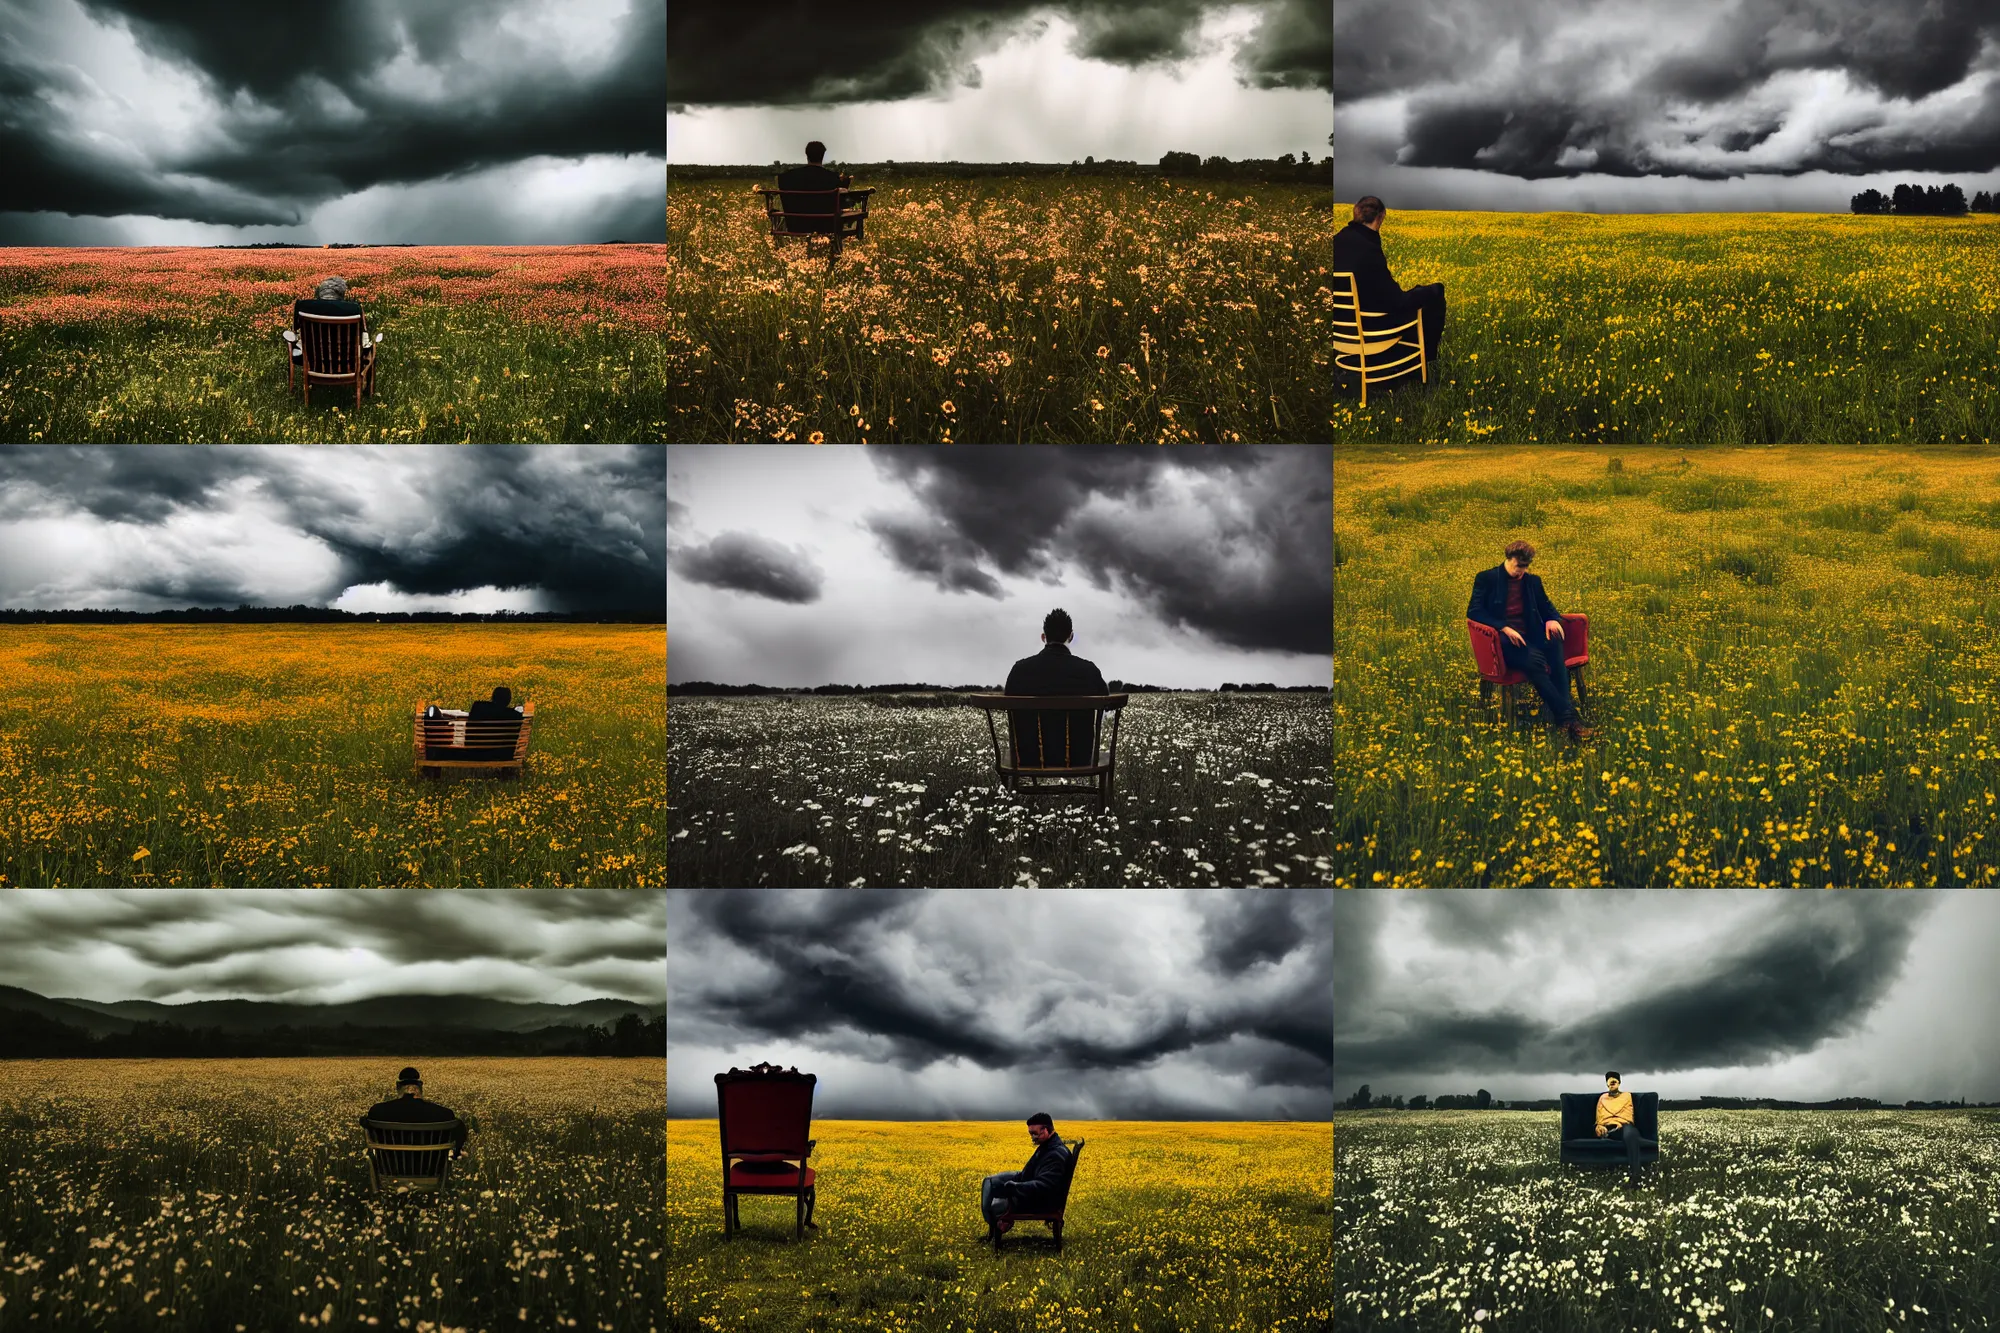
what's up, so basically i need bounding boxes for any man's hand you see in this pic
[1544,619,1565,640]
[1596,1127,1605,1138]
[1501,626,1527,647]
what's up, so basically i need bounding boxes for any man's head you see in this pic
[1354,196,1386,231]
[397,1066,423,1097]
[1040,608,1073,645]
[1605,1071,1622,1093]
[491,686,512,708]
[314,276,349,301]
[806,140,827,164]
[1027,1112,1055,1143]
[1504,539,1537,577]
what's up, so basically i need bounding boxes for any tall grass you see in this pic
[1335,447,2000,886]
[1332,211,2000,445]
[664,177,1335,442]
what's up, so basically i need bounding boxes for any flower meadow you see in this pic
[666,1118,1331,1333]
[667,693,1333,888]
[663,177,1335,443]
[0,245,675,442]
[1331,210,2000,445]
[1335,1109,2000,1333]
[1335,447,2000,886]
[0,625,665,887]
[0,1058,664,1333]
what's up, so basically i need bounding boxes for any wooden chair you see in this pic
[753,185,875,266]
[412,702,534,779]
[967,694,1128,811]
[360,1118,463,1195]
[1468,617,1588,724]
[1558,1093,1660,1170]
[716,1062,818,1242]
[1333,271,1426,407]
[992,1139,1085,1254]
[284,311,380,408]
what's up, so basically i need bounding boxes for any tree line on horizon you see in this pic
[1344,1084,1997,1111]
[1850,184,2000,215]
[0,1004,664,1059]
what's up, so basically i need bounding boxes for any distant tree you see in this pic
[1940,183,1969,215]
[1407,1094,1429,1109]
[1892,182,1922,214]
[1278,152,1296,167]
[1159,150,1201,176]
[1221,682,1238,691]
[1850,188,1888,215]
[1202,155,1232,174]
[1085,155,1094,165]
[1476,1088,1492,1109]
[1973,191,1996,213]
[1347,1084,1372,1109]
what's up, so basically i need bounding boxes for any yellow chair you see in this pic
[1333,272,1427,407]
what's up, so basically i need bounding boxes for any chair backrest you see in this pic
[297,311,364,376]
[775,185,843,218]
[414,702,534,758]
[970,694,1127,770]
[1559,1092,1658,1140]
[1333,272,1365,342]
[1561,613,1590,663]
[361,1118,461,1183]
[1466,620,1510,680]
[716,1062,816,1159]
[1053,1138,1085,1210]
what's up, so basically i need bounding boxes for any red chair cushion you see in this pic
[728,1163,815,1188]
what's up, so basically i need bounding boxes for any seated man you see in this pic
[286,276,379,372]
[1467,540,1592,742]
[1596,1071,1647,1188]
[359,1066,469,1176]
[980,1112,1069,1237]
[460,686,524,761]
[1333,196,1446,378]
[1003,608,1109,767]
[775,140,852,230]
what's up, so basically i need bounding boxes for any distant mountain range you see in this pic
[0,986,664,1059]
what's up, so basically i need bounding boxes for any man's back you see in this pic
[776,164,845,218]
[1004,644,1108,768]
[294,298,365,321]
[1333,221,1403,316]
[365,1094,458,1125]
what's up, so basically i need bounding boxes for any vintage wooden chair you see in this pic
[716,1062,818,1242]
[992,1139,1085,1254]
[1333,271,1426,407]
[967,694,1128,811]
[1558,1093,1660,1171]
[1467,617,1589,724]
[283,311,381,408]
[753,184,875,266]
[359,1119,463,1196]
[412,701,534,779]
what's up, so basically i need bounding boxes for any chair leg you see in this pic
[723,1190,733,1238]
[1479,679,1493,710]
[1572,665,1588,707]
[1051,1219,1063,1251]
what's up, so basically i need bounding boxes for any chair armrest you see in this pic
[804,1139,816,1156]
[282,329,297,342]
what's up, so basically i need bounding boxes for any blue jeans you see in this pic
[1500,629,1575,725]
[981,1170,1021,1223]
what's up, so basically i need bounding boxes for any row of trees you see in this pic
[1850,184,2000,215]
[1347,1085,1501,1110]
[0,1007,665,1059]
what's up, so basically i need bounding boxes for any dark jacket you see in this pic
[1467,564,1562,632]
[360,1094,469,1153]
[1332,221,1404,320]
[467,699,524,721]
[1002,1132,1071,1213]
[776,163,848,218]
[1004,643,1109,768]
[293,298,365,321]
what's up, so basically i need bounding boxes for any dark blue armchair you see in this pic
[1559,1092,1660,1168]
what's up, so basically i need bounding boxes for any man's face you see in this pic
[1505,556,1529,578]
[1029,1123,1052,1144]
[1606,1076,1621,1094]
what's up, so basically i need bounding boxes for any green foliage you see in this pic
[1709,544,1784,586]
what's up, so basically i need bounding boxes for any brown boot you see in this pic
[1565,719,1596,742]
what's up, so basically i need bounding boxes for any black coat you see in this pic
[467,700,524,721]
[360,1095,468,1152]
[776,163,848,218]
[1332,221,1405,320]
[1003,644,1109,768]
[293,298,365,320]
[1467,564,1563,631]
[1004,1132,1070,1213]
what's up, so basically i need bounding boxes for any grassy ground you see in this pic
[664,177,1335,442]
[1335,447,2000,886]
[667,1119,1331,1333]
[667,693,1332,887]
[0,1058,664,1333]
[0,246,675,442]
[0,625,665,887]
[1335,1109,2000,1332]
[1331,211,2000,445]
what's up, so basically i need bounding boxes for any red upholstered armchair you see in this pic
[716,1062,818,1241]
[1467,614,1590,724]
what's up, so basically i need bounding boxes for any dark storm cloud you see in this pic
[668,0,1328,108]
[3,0,664,228]
[1335,893,1928,1079]
[671,532,825,604]
[669,890,1330,1118]
[0,891,665,1005]
[1336,0,2000,180]
[866,446,1331,656]
[0,445,665,613]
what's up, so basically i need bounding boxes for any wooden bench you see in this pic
[1333,271,1426,407]
[967,694,1127,811]
[359,1118,464,1195]
[412,702,533,779]
[284,310,380,408]
[753,184,875,265]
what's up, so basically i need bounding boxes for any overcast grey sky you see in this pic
[666,445,1332,689]
[0,890,665,1005]
[668,888,1331,1119]
[669,0,1330,164]
[0,445,664,613]
[1335,0,2000,211]
[1336,890,2000,1103]
[0,0,664,244]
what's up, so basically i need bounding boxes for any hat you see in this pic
[397,1067,422,1085]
